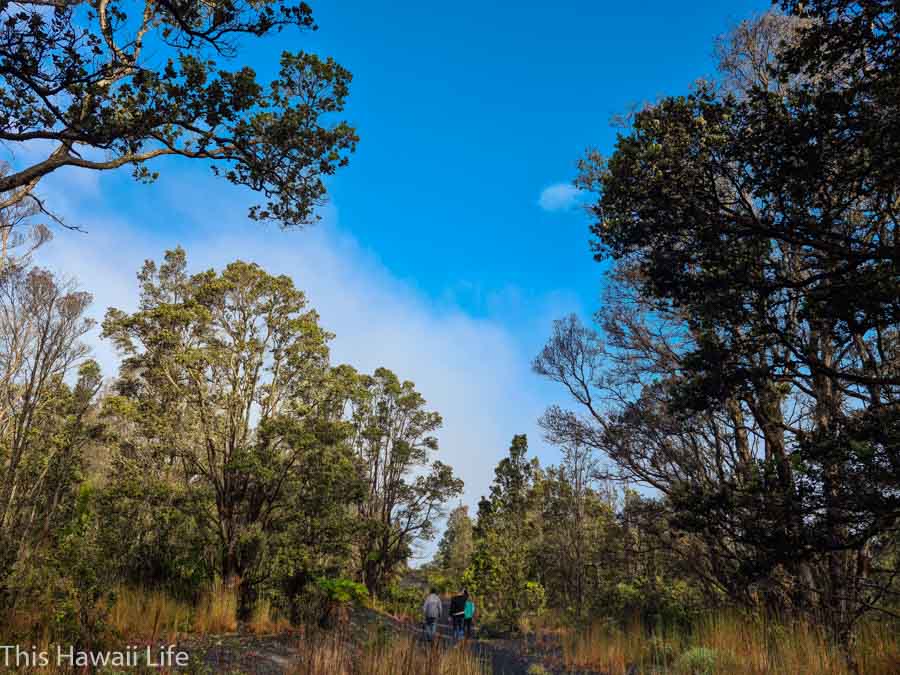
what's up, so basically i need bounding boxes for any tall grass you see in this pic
[190,581,238,634]
[108,584,326,637]
[560,612,900,675]
[108,586,194,642]
[291,631,490,675]
[109,582,249,640]
[561,618,652,674]
[248,598,292,635]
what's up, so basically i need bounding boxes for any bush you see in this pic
[523,581,546,614]
[674,646,736,674]
[308,577,368,628]
[611,577,703,631]
[3,484,116,648]
[641,636,678,668]
[383,583,424,619]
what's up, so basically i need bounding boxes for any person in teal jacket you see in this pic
[463,592,475,638]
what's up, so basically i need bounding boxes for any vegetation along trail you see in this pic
[0,1,898,674]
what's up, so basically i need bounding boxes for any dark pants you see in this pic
[464,617,473,637]
[452,614,464,638]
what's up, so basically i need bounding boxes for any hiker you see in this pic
[449,589,466,640]
[463,592,475,638]
[422,587,442,642]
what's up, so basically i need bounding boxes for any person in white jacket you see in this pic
[422,588,442,642]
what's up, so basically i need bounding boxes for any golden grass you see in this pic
[559,612,900,675]
[248,598,292,635]
[108,586,194,642]
[190,581,238,634]
[108,582,242,640]
[561,618,648,674]
[290,632,490,675]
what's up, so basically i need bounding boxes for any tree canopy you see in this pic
[539,1,899,651]
[0,0,357,226]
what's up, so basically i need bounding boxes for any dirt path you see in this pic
[393,598,537,674]
[177,602,546,674]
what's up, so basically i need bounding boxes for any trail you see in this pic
[178,599,543,674]
[413,598,537,674]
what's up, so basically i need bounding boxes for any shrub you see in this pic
[3,484,115,648]
[309,577,368,628]
[674,646,736,674]
[382,583,423,620]
[641,636,678,668]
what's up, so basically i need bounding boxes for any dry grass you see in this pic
[190,581,238,634]
[290,631,490,675]
[559,612,900,675]
[108,586,194,642]
[247,598,292,635]
[356,634,490,675]
[108,582,243,640]
[561,618,650,674]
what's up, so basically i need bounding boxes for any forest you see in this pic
[0,0,898,673]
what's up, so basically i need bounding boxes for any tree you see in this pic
[435,504,474,584]
[466,435,543,632]
[0,264,97,553]
[0,0,357,226]
[542,3,899,652]
[0,261,103,640]
[102,248,357,617]
[534,444,620,622]
[347,367,463,595]
[713,10,806,98]
[0,164,51,267]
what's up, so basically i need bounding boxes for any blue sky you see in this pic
[301,0,769,310]
[23,0,770,558]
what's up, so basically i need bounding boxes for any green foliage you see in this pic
[523,581,546,615]
[309,577,368,628]
[0,0,357,227]
[466,435,545,633]
[382,583,425,619]
[611,578,704,630]
[0,264,109,645]
[101,248,363,619]
[460,433,708,638]
[6,484,115,648]
[435,505,474,584]
[674,647,737,675]
[315,577,368,604]
[348,368,463,595]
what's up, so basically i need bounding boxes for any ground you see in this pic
[175,603,583,674]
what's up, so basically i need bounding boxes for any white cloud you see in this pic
[33,172,575,561]
[538,182,580,212]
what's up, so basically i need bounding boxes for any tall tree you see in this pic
[0,0,357,226]
[102,248,356,617]
[435,504,474,584]
[542,4,899,652]
[466,435,543,632]
[0,264,96,552]
[0,261,104,645]
[347,367,463,595]
[534,444,621,622]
